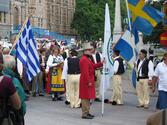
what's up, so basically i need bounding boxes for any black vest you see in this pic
[96,52,101,63]
[67,57,80,74]
[115,57,125,75]
[137,59,149,78]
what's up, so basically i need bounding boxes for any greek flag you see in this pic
[16,19,40,82]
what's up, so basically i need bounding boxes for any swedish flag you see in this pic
[128,0,164,35]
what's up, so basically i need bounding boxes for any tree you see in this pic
[71,0,127,41]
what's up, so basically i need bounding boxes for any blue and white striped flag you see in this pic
[16,19,40,82]
[114,27,139,66]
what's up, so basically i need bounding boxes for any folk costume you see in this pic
[46,54,64,101]
[136,49,154,108]
[111,50,125,105]
[62,49,81,108]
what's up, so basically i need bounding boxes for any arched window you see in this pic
[13,7,19,26]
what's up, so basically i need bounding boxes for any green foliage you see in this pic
[71,0,127,41]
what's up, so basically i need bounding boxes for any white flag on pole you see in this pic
[101,3,114,115]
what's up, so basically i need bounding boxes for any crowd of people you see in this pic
[0,38,167,124]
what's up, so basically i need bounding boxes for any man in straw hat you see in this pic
[79,42,105,119]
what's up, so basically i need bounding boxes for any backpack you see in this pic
[0,76,24,125]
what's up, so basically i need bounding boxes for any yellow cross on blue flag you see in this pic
[128,0,164,35]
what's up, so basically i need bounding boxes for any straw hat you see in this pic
[82,42,93,50]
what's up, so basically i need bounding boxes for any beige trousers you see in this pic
[65,79,70,102]
[95,70,101,98]
[67,74,81,108]
[136,79,150,106]
[112,75,123,104]
[81,99,90,116]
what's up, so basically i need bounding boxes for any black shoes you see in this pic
[39,93,44,96]
[88,114,94,118]
[57,97,63,101]
[82,114,94,119]
[65,101,70,105]
[104,99,117,105]
[95,98,102,102]
[52,96,63,101]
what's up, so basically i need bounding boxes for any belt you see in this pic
[137,76,148,81]
[138,76,148,79]
[114,73,122,75]
[68,72,80,75]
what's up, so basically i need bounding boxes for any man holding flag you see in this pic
[111,49,125,105]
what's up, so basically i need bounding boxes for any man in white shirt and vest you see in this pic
[111,49,125,105]
[136,49,154,109]
[91,43,103,102]
[62,49,81,108]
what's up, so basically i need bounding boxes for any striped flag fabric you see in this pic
[16,19,40,82]
[114,28,139,66]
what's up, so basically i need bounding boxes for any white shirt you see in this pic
[46,55,64,72]
[92,51,102,64]
[114,56,120,74]
[154,61,167,92]
[61,56,78,80]
[62,58,68,80]
[137,59,154,80]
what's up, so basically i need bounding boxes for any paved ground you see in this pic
[25,92,157,125]
[25,71,158,125]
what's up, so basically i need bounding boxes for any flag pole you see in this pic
[102,62,106,116]
[125,0,132,32]
[9,16,29,54]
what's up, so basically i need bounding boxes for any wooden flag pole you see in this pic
[9,16,29,54]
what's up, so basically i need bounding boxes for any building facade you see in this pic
[0,0,75,39]
[47,0,75,35]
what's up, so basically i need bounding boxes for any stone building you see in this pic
[0,0,76,39]
[28,0,48,29]
[47,0,75,35]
